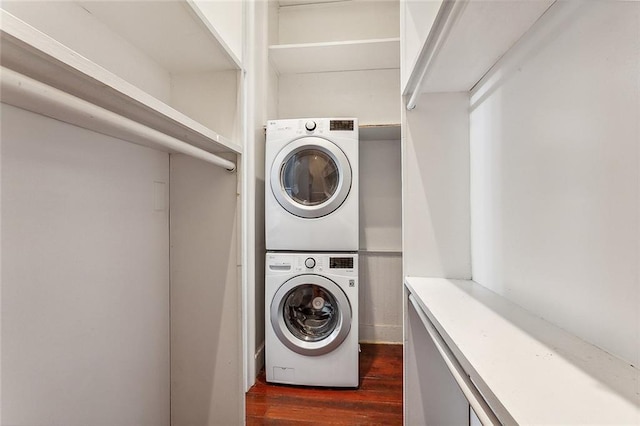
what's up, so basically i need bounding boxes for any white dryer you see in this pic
[265,252,358,387]
[265,118,359,251]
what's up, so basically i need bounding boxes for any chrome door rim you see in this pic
[271,137,352,218]
[271,274,352,356]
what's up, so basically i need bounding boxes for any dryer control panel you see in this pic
[266,253,357,275]
[266,117,358,139]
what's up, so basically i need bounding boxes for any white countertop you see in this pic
[405,276,640,425]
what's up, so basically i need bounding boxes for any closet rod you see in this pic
[0,67,236,172]
[404,0,463,110]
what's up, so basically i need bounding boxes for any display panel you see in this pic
[330,257,354,269]
[330,120,354,131]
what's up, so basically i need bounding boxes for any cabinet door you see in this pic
[405,299,469,425]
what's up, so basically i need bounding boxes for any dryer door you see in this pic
[271,274,352,356]
[271,137,352,218]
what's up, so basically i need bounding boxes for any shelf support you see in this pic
[0,67,236,172]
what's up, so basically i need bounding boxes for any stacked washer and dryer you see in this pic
[265,118,359,387]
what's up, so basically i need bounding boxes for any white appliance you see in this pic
[265,118,359,251]
[265,252,359,387]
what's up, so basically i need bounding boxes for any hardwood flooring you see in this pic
[246,343,403,425]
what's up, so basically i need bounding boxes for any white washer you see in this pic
[265,252,359,387]
[265,118,359,251]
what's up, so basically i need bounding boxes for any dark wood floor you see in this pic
[246,343,403,425]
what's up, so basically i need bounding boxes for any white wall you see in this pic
[360,139,402,251]
[360,252,403,343]
[403,92,471,279]
[191,0,244,64]
[1,104,170,425]
[278,69,400,125]
[278,0,399,44]
[171,70,240,141]
[359,138,403,343]
[470,1,639,366]
[2,1,171,102]
[169,154,242,425]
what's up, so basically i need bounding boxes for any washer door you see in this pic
[271,274,352,356]
[271,137,352,218]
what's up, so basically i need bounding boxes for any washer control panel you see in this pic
[329,257,354,269]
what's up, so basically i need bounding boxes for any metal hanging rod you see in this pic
[404,0,465,111]
[0,66,237,172]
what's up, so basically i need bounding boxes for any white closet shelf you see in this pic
[0,9,242,156]
[403,0,554,98]
[77,0,241,73]
[405,276,639,425]
[269,38,400,74]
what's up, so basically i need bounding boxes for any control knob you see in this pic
[304,257,316,269]
[305,121,316,131]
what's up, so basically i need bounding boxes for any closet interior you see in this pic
[1,2,244,424]
[1,0,638,425]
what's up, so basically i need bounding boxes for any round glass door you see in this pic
[281,149,339,207]
[271,275,352,356]
[283,284,339,342]
[271,137,352,218]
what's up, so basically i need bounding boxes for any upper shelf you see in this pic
[0,8,241,155]
[270,38,400,74]
[76,0,242,72]
[403,0,555,97]
[405,277,640,425]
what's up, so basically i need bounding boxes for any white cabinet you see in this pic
[402,0,640,424]
[405,288,469,425]
[1,2,245,424]
[405,277,640,425]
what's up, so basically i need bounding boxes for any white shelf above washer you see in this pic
[270,38,400,74]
